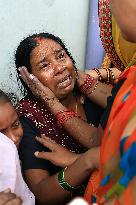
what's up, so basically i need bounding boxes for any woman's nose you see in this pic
[54,64,66,75]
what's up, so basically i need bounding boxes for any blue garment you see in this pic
[85,0,105,69]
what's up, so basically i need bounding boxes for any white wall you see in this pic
[0,0,89,96]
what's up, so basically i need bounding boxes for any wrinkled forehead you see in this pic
[32,39,63,57]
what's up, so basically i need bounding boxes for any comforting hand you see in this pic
[34,135,80,168]
[76,69,88,87]
[19,66,58,108]
[76,69,98,88]
[0,189,22,205]
[85,69,100,80]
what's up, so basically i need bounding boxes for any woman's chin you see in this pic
[56,84,75,99]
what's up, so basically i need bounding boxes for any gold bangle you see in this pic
[92,68,102,81]
[109,68,115,84]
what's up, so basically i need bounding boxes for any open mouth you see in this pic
[57,75,72,89]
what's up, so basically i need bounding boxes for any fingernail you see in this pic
[22,66,27,70]
[3,188,11,193]
[18,67,22,72]
[29,74,35,80]
[35,136,40,140]
[34,151,39,156]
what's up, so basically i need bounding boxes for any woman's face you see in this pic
[0,102,23,148]
[30,39,76,99]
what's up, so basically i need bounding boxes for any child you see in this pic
[0,90,23,148]
[0,90,35,205]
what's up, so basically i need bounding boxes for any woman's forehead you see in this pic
[34,39,62,53]
[30,39,63,63]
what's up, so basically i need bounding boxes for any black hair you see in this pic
[0,90,19,107]
[0,90,11,104]
[15,32,77,94]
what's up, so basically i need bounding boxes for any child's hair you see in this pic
[0,90,18,106]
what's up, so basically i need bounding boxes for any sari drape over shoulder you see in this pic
[99,0,136,70]
[85,65,136,204]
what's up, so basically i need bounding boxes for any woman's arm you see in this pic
[25,147,99,205]
[19,117,100,205]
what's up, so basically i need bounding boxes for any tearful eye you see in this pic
[40,64,48,69]
[57,51,65,59]
[12,120,21,129]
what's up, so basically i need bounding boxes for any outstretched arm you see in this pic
[25,145,99,205]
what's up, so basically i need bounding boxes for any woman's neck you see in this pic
[60,93,86,121]
[60,93,77,108]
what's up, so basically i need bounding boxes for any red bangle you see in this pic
[80,74,95,94]
[55,110,78,128]
[88,81,99,95]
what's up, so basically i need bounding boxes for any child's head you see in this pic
[0,90,23,148]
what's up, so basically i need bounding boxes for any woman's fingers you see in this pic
[5,197,22,205]
[35,136,56,151]
[19,66,41,90]
[0,192,17,204]
[41,135,56,143]
[19,66,55,101]
[34,151,63,167]
[3,189,11,194]
[34,151,54,161]
[19,66,31,85]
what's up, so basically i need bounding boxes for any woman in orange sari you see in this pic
[84,64,136,204]
[82,2,136,201]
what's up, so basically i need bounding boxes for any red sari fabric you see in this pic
[17,96,86,154]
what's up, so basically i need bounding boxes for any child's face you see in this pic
[0,102,23,148]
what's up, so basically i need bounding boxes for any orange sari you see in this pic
[85,65,136,204]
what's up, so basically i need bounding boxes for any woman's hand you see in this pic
[19,66,58,108]
[76,69,98,88]
[76,70,89,87]
[0,189,22,205]
[34,135,80,168]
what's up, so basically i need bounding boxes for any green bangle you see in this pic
[58,168,80,192]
